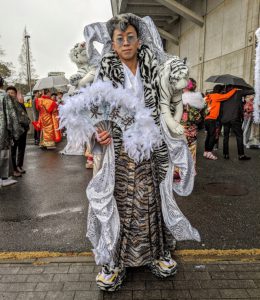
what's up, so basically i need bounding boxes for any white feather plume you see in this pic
[59,80,162,162]
[182,91,205,109]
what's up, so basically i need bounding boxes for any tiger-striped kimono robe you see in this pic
[98,45,174,267]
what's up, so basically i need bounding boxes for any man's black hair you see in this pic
[107,14,139,38]
[213,84,224,94]
[43,88,51,95]
[6,85,17,94]
[225,84,234,92]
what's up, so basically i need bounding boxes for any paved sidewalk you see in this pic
[1,256,260,299]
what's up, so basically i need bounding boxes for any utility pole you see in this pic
[24,30,32,99]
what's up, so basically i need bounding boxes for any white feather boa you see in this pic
[59,80,162,162]
[254,28,260,124]
[182,91,205,109]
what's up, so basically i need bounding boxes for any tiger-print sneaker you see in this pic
[149,251,178,278]
[96,265,126,292]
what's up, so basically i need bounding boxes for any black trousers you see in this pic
[204,119,217,152]
[11,131,27,171]
[223,120,244,156]
[34,129,40,142]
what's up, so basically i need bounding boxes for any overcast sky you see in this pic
[0,0,112,79]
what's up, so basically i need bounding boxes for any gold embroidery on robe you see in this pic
[37,97,61,147]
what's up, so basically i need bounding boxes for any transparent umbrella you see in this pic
[33,76,69,91]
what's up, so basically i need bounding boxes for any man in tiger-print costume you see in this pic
[93,13,200,291]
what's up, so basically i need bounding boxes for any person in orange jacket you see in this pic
[204,85,237,160]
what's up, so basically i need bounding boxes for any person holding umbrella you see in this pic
[204,85,237,160]
[33,89,61,149]
[221,85,254,160]
[205,74,254,160]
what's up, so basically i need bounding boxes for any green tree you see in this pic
[0,63,11,79]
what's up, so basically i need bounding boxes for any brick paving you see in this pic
[0,258,260,299]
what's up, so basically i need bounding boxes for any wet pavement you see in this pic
[0,133,260,252]
[0,139,92,252]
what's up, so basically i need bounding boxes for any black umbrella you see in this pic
[206,74,253,89]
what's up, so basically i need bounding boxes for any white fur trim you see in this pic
[59,80,162,163]
[182,92,205,109]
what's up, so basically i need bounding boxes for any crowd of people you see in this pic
[179,77,256,171]
[0,76,63,187]
[2,72,254,188]
[0,78,30,186]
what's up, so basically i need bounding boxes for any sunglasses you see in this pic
[114,35,138,47]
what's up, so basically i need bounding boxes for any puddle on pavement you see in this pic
[1,216,32,222]
[37,206,84,218]
[204,182,249,196]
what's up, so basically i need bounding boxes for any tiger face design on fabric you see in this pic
[69,42,96,89]
[69,42,89,67]
[158,57,189,134]
[158,57,189,101]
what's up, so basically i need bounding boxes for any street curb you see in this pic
[0,249,260,264]
[175,249,260,262]
[0,251,92,262]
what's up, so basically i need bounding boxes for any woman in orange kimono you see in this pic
[33,89,61,149]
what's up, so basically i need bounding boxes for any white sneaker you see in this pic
[2,178,17,187]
